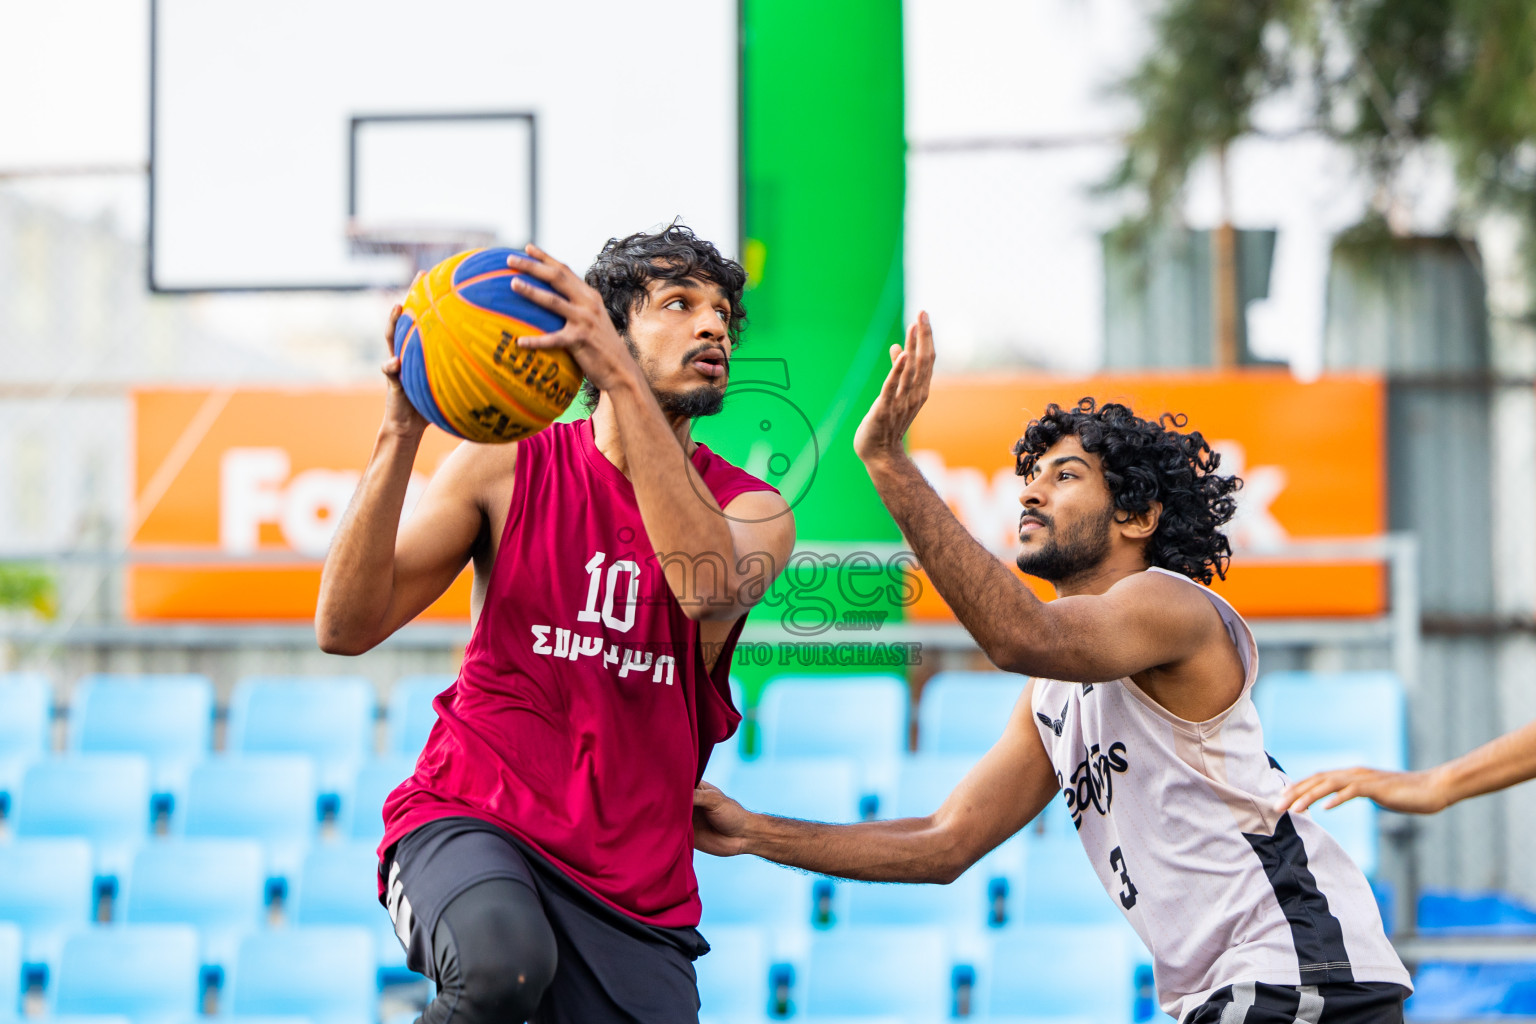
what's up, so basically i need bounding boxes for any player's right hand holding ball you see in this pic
[1275,766,1452,815]
[504,246,642,395]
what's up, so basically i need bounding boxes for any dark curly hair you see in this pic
[578,222,748,410]
[1012,398,1242,584]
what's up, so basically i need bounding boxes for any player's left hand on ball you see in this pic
[505,245,638,391]
[381,302,428,438]
[692,781,750,857]
[854,311,936,465]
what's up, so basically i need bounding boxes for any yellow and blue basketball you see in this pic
[392,247,583,443]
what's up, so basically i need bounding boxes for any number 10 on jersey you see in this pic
[577,552,641,633]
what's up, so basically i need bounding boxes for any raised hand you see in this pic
[1274,766,1451,815]
[854,311,936,465]
[692,781,751,857]
[504,245,641,394]
[382,300,429,438]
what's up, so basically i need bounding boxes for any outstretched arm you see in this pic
[852,314,1212,683]
[692,682,1058,883]
[1277,717,1536,815]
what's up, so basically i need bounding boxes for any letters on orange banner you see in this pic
[129,388,470,621]
[905,372,1386,619]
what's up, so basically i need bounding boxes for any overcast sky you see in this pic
[1,0,1456,377]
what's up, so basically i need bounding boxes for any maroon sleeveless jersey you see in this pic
[379,418,776,926]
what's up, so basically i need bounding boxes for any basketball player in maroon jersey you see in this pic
[317,225,794,1024]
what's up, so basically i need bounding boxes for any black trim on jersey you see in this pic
[1243,814,1355,984]
[1267,752,1285,772]
[1184,980,1407,1024]
[1186,982,1301,1022]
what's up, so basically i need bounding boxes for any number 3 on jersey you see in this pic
[577,552,641,632]
[1109,846,1138,909]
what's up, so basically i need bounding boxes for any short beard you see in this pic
[1015,503,1116,584]
[579,335,727,418]
[655,384,725,418]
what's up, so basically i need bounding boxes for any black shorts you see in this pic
[1183,980,1409,1024]
[381,816,708,1023]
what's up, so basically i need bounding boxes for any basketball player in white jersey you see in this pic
[693,314,1412,1022]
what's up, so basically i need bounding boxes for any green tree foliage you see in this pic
[1108,0,1317,215]
[1114,0,1536,246]
[0,566,56,619]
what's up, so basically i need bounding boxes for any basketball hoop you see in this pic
[346,220,500,277]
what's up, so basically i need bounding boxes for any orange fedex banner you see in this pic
[129,388,471,621]
[905,372,1386,619]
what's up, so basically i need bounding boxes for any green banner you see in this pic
[697,0,908,698]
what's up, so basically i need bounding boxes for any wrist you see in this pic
[377,419,427,449]
[737,811,773,857]
[1425,764,1460,811]
[862,450,916,482]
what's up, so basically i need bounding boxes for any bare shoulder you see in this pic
[429,439,519,509]
[450,437,519,476]
[1106,569,1211,604]
[1104,570,1224,632]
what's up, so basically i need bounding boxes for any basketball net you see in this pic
[346,220,500,277]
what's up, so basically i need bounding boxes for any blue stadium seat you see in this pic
[0,922,20,1019]
[757,675,908,760]
[1014,838,1121,925]
[892,753,1027,913]
[1253,671,1407,771]
[1276,750,1379,876]
[840,866,991,928]
[175,756,317,887]
[120,839,265,972]
[1371,877,1397,937]
[0,838,94,971]
[50,924,200,1021]
[386,675,451,759]
[984,924,1139,1023]
[0,673,53,816]
[917,671,1027,754]
[68,674,213,823]
[799,926,953,1018]
[694,925,769,1020]
[728,759,862,825]
[341,756,414,844]
[228,676,376,806]
[893,754,974,817]
[1417,889,1536,935]
[695,854,818,929]
[225,926,377,1023]
[291,841,411,979]
[13,756,152,881]
[702,738,738,790]
[1407,962,1536,1020]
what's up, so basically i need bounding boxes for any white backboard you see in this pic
[150,0,739,291]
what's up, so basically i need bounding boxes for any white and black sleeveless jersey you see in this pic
[1029,567,1411,1022]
